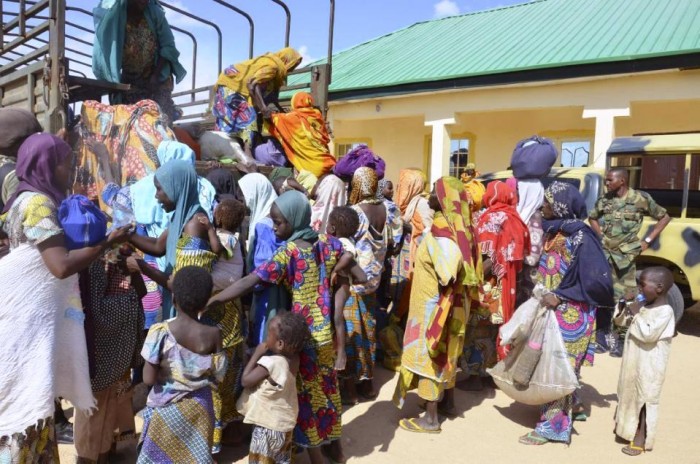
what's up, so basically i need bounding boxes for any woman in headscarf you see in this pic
[393,176,482,433]
[127,161,242,454]
[92,0,186,124]
[519,181,614,446]
[392,168,434,317]
[515,177,546,306]
[238,173,277,246]
[212,48,302,147]
[130,141,216,264]
[0,108,42,211]
[210,190,347,464]
[237,173,288,347]
[310,174,347,234]
[258,91,336,177]
[0,134,131,461]
[342,167,402,403]
[375,178,400,311]
[463,181,530,391]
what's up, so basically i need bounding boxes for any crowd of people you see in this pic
[0,105,676,463]
[0,1,678,463]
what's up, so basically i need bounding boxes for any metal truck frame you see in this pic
[0,0,334,133]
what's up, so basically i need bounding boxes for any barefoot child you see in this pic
[209,190,347,464]
[137,266,227,464]
[326,206,368,402]
[238,312,310,464]
[327,206,368,288]
[615,266,675,457]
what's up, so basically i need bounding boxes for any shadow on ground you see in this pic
[677,303,700,337]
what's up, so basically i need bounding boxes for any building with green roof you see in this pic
[297,0,700,183]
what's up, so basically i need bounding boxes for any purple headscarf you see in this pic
[333,144,385,181]
[2,133,71,213]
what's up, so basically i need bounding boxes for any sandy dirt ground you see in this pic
[60,304,700,463]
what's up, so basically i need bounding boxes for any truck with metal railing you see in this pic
[0,0,335,136]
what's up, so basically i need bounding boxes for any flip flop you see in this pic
[573,411,588,421]
[519,432,549,446]
[621,443,644,456]
[399,418,441,434]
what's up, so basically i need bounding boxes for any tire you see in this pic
[668,283,685,324]
[635,270,684,323]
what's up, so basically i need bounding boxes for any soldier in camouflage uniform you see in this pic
[589,168,671,356]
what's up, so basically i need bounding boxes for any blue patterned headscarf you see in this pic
[543,181,614,308]
[544,181,587,219]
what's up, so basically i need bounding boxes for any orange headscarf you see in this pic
[395,168,431,263]
[270,92,336,178]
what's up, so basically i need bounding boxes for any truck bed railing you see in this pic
[2,0,334,131]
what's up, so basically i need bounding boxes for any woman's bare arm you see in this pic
[129,230,168,257]
[37,225,132,279]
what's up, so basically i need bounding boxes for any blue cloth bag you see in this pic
[58,195,108,250]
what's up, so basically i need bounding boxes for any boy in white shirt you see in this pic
[615,266,675,456]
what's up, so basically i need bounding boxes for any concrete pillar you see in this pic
[425,117,456,185]
[582,107,630,168]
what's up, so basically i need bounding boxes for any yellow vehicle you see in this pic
[607,133,700,311]
[479,133,700,322]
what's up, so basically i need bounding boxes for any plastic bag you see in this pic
[499,285,547,346]
[488,295,579,406]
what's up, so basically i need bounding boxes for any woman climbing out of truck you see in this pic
[252,90,337,178]
[92,0,187,125]
[211,48,302,159]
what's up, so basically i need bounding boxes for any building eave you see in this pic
[327,52,700,104]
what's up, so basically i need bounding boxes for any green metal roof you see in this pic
[286,0,700,98]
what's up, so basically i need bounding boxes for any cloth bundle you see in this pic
[333,144,385,181]
[510,136,557,179]
[59,194,108,250]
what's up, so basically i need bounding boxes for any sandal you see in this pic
[519,431,549,446]
[621,443,644,456]
[399,418,441,434]
[572,409,588,422]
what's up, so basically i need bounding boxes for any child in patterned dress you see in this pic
[137,266,227,464]
[238,312,310,464]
